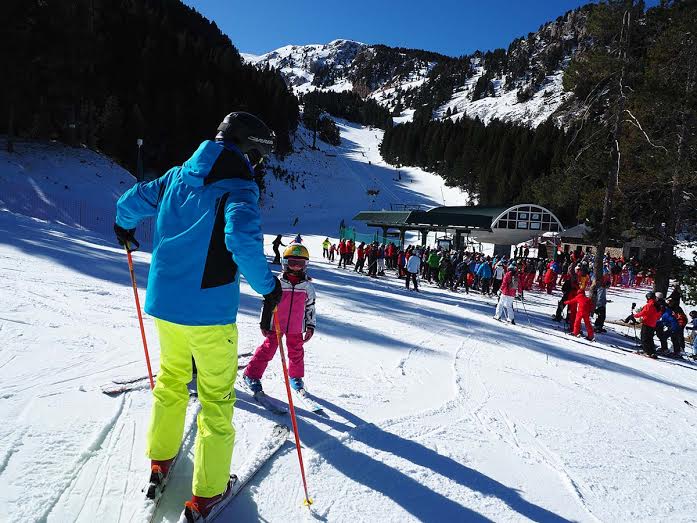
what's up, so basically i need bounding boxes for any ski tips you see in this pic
[303,497,314,507]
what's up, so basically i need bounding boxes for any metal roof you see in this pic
[352,211,413,225]
[353,206,508,229]
[426,206,509,218]
[354,204,566,245]
[559,223,591,241]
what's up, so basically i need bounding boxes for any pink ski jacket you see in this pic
[261,276,316,334]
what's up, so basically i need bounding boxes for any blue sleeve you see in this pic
[115,170,173,229]
[224,186,275,296]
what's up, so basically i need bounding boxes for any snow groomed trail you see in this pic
[2,125,696,522]
[2,213,697,522]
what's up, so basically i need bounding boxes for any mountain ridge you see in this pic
[244,5,592,128]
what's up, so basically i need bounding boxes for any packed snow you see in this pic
[1,124,696,522]
[263,118,468,238]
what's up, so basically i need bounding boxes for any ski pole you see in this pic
[124,244,155,390]
[273,309,313,507]
[519,295,532,325]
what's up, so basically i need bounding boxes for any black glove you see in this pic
[259,277,283,331]
[114,223,139,251]
[264,276,283,309]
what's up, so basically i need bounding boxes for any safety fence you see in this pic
[0,181,155,247]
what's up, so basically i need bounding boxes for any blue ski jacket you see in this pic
[116,140,275,326]
[657,309,679,333]
[476,262,492,278]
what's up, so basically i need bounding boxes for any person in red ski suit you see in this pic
[544,261,557,294]
[354,242,365,273]
[565,287,578,331]
[244,243,316,392]
[631,293,662,357]
[565,290,595,340]
[338,239,348,268]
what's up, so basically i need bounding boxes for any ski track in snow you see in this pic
[2,124,697,521]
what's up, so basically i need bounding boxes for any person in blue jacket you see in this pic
[655,300,679,355]
[476,257,493,296]
[114,112,282,521]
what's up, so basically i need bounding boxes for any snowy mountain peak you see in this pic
[248,6,591,127]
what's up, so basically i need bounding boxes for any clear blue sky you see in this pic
[181,0,645,57]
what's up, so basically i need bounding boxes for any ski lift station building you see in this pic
[353,204,565,256]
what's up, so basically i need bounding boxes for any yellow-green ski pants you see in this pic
[146,318,237,497]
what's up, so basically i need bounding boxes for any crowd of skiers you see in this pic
[325,238,696,360]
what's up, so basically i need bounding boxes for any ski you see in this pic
[113,375,152,385]
[179,424,290,522]
[293,388,327,417]
[102,377,152,395]
[609,345,697,369]
[252,391,288,415]
[143,397,201,523]
[103,352,254,396]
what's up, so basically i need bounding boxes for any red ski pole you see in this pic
[124,245,155,390]
[274,309,313,507]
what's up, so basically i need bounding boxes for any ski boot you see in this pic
[184,477,235,522]
[243,374,263,394]
[146,457,175,499]
[290,377,304,392]
[510,319,516,325]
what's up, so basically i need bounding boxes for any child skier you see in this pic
[565,289,595,341]
[244,243,316,393]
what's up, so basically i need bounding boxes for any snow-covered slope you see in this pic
[2,207,697,522]
[0,139,139,240]
[436,61,573,127]
[262,119,467,236]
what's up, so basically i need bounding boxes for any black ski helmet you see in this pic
[646,291,656,300]
[216,112,276,164]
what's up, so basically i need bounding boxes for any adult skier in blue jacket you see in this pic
[476,257,493,295]
[114,112,282,520]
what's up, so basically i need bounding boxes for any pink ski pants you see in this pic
[244,333,305,380]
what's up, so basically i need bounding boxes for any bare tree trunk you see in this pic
[594,6,632,283]
[86,0,97,150]
[653,60,694,295]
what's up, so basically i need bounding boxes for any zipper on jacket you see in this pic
[285,284,296,333]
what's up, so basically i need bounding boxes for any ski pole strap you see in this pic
[125,237,140,252]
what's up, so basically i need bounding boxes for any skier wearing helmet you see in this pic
[114,112,282,520]
[494,264,518,324]
[629,291,662,358]
[244,242,317,394]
